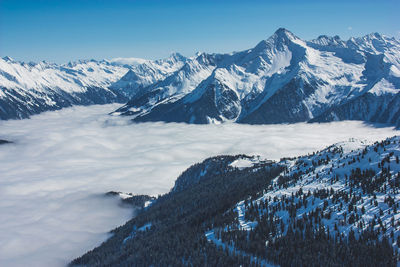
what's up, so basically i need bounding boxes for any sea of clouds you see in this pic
[0,104,398,266]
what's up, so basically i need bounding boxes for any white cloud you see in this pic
[0,104,398,266]
[348,26,353,31]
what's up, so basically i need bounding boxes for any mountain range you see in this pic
[0,53,186,119]
[115,28,400,127]
[1,28,399,127]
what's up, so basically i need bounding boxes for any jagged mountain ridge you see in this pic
[0,53,187,119]
[114,29,400,127]
[109,52,188,99]
[2,29,399,124]
[72,135,400,266]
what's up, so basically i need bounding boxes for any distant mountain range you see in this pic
[72,135,400,266]
[1,28,399,127]
[0,53,186,119]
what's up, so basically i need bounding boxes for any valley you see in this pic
[0,104,398,266]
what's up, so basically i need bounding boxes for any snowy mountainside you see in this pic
[72,135,400,266]
[0,53,187,119]
[117,29,400,127]
[0,57,128,120]
[112,52,219,118]
[2,28,398,124]
[109,52,188,99]
[0,58,126,94]
[206,136,400,265]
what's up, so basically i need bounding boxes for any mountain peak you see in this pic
[355,32,388,43]
[273,28,296,38]
[169,52,185,60]
[370,32,382,39]
[254,28,298,52]
[2,56,14,62]
[274,27,290,34]
[268,28,298,45]
[170,52,185,58]
[310,34,344,47]
[316,34,341,41]
[120,69,139,81]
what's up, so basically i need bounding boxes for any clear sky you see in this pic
[0,0,398,64]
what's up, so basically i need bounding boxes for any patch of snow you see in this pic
[138,222,152,232]
[235,201,259,230]
[118,192,133,199]
[389,65,400,77]
[144,200,153,208]
[369,78,399,96]
[230,157,259,169]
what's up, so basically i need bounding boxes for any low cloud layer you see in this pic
[0,104,398,266]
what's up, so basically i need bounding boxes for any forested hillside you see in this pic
[72,136,400,266]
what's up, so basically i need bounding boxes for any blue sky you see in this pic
[0,0,398,63]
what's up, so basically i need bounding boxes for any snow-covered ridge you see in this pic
[72,134,400,266]
[0,53,187,95]
[0,57,127,93]
[206,135,400,262]
[0,53,187,119]
[1,28,399,124]
[116,29,400,127]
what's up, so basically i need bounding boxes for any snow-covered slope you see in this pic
[112,52,219,117]
[206,136,400,265]
[109,52,188,99]
[116,29,399,127]
[0,58,127,94]
[0,53,187,119]
[2,28,398,124]
[0,57,128,119]
[73,135,400,266]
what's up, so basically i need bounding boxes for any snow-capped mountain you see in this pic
[0,53,187,119]
[113,52,219,117]
[72,135,400,266]
[0,57,127,119]
[109,52,188,99]
[2,29,398,125]
[116,29,400,127]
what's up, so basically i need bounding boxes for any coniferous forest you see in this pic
[72,137,400,266]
